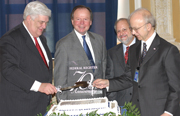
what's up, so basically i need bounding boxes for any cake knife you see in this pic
[56,81,89,92]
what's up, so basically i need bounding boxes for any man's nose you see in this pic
[80,20,84,24]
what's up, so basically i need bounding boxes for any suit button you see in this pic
[138,85,141,88]
[137,99,139,102]
[130,93,132,95]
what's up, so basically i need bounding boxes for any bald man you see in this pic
[93,8,180,116]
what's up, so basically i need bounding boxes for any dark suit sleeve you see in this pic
[164,45,180,114]
[105,52,118,100]
[0,35,35,92]
[108,63,133,92]
[105,52,114,79]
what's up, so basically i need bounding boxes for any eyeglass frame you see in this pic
[130,23,148,33]
[30,17,49,26]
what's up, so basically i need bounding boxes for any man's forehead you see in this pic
[118,20,128,26]
[130,16,144,24]
[36,15,49,21]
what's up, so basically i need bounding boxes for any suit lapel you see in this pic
[129,39,141,78]
[40,36,52,70]
[141,34,160,66]
[20,23,51,69]
[20,23,40,58]
[115,44,126,69]
[71,31,89,60]
[88,32,99,62]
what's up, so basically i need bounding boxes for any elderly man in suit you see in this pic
[106,18,137,107]
[93,8,180,116]
[0,1,57,116]
[54,5,106,102]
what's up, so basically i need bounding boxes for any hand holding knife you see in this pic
[56,81,89,93]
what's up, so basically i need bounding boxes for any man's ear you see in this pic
[147,23,152,31]
[26,15,31,22]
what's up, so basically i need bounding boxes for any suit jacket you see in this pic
[109,33,180,116]
[0,23,53,116]
[54,30,107,101]
[106,39,138,106]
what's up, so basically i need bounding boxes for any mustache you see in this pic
[119,35,127,38]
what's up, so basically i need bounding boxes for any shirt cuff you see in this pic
[30,80,41,92]
[106,86,109,92]
[164,111,173,116]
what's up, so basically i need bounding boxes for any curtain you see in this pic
[0,0,117,57]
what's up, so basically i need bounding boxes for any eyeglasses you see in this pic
[30,17,49,26]
[130,23,148,33]
[37,20,48,25]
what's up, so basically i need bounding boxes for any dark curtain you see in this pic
[0,0,117,57]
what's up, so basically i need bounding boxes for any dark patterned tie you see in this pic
[124,46,130,64]
[34,37,48,68]
[141,42,147,64]
[82,35,95,66]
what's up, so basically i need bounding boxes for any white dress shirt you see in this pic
[23,22,49,92]
[74,29,95,63]
[123,37,136,55]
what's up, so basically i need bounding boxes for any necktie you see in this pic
[82,35,95,66]
[124,46,130,64]
[34,37,48,68]
[140,42,147,64]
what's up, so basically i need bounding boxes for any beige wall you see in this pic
[129,0,180,43]
[129,0,151,14]
[172,0,180,42]
[142,0,151,11]
[129,0,135,14]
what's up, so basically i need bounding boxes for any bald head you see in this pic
[128,8,156,29]
[128,8,156,41]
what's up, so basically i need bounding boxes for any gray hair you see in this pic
[114,18,130,32]
[128,8,156,28]
[23,1,51,20]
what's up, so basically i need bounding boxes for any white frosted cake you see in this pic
[47,97,120,116]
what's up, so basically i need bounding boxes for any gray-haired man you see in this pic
[0,1,57,116]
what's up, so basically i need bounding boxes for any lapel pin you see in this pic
[153,48,156,50]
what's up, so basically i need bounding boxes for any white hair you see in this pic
[23,1,51,20]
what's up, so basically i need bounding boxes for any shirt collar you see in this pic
[123,37,136,53]
[22,22,39,44]
[141,31,156,51]
[74,29,89,40]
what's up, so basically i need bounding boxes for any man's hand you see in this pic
[38,83,57,95]
[93,79,109,89]
[161,113,172,116]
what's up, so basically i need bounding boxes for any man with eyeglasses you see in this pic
[93,8,180,116]
[105,18,138,110]
[0,1,57,116]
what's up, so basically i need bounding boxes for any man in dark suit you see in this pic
[106,18,136,107]
[93,8,180,116]
[54,5,106,102]
[0,1,57,116]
